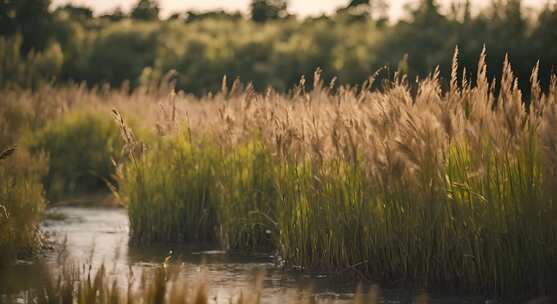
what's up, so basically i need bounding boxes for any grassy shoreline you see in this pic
[1,53,557,298]
[116,56,557,296]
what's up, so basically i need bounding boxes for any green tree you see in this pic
[100,7,126,22]
[85,26,157,88]
[411,0,443,26]
[185,10,243,23]
[131,0,160,21]
[339,0,389,23]
[531,2,557,88]
[0,0,54,53]
[55,4,93,19]
[348,0,369,7]
[250,0,288,23]
[487,0,525,37]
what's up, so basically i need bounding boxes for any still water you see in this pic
[2,206,484,304]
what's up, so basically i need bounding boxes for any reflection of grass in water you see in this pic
[6,257,552,304]
[43,211,68,222]
[53,193,121,207]
[4,243,386,304]
[4,259,387,304]
[0,147,47,267]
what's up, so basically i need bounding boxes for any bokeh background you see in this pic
[1,0,556,95]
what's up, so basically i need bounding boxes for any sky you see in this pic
[51,0,545,20]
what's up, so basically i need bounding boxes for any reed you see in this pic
[0,148,47,266]
[115,52,557,297]
[118,134,221,244]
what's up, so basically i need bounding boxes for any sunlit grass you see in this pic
[0,49,556,298]
[0,148,47,266]
[115,53,557,296]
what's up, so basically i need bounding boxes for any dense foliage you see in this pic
[0,0,556,95]
[29,111,122,200]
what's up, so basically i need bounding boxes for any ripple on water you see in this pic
[0,206,485,304]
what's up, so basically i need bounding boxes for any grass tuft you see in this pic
[114,55,557,297]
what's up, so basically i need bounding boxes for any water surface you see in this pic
[2,206,486,304]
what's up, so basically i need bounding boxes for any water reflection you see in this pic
[39,206,361,303]
[1,206,483,304]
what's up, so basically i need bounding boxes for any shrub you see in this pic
[0,36,64,89]
[30,110,122,201]
[120,134,221,244]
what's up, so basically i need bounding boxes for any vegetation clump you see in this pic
[0,147,47,266]
[115,53,557,297]
[30,110,122,200]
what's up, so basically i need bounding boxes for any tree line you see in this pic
[1,0,556,95]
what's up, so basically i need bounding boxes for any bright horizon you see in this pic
[52,0,544,20]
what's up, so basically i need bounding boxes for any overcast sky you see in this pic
[51,0,544,20]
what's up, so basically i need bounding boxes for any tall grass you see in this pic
[0,85,157,202]
[0,89,52,266]
[115,51,557,297]
[0,48,555,297]
[0,148,47,266]
[118,134,221,244]
[0,85,147,266]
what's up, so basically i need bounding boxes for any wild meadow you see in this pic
[1,49,557,301]
[2,0,557,302]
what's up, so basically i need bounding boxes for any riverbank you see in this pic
[1,55,557,300]
[2,205,510,304]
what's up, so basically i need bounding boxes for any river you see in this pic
[1,206,487,304]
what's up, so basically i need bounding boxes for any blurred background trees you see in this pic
[338,0,389,24]
[131,0,160,21]
[250,0,289,22]
[0,0,54,53]
[0,0,556,95]
[55,4,93,20]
